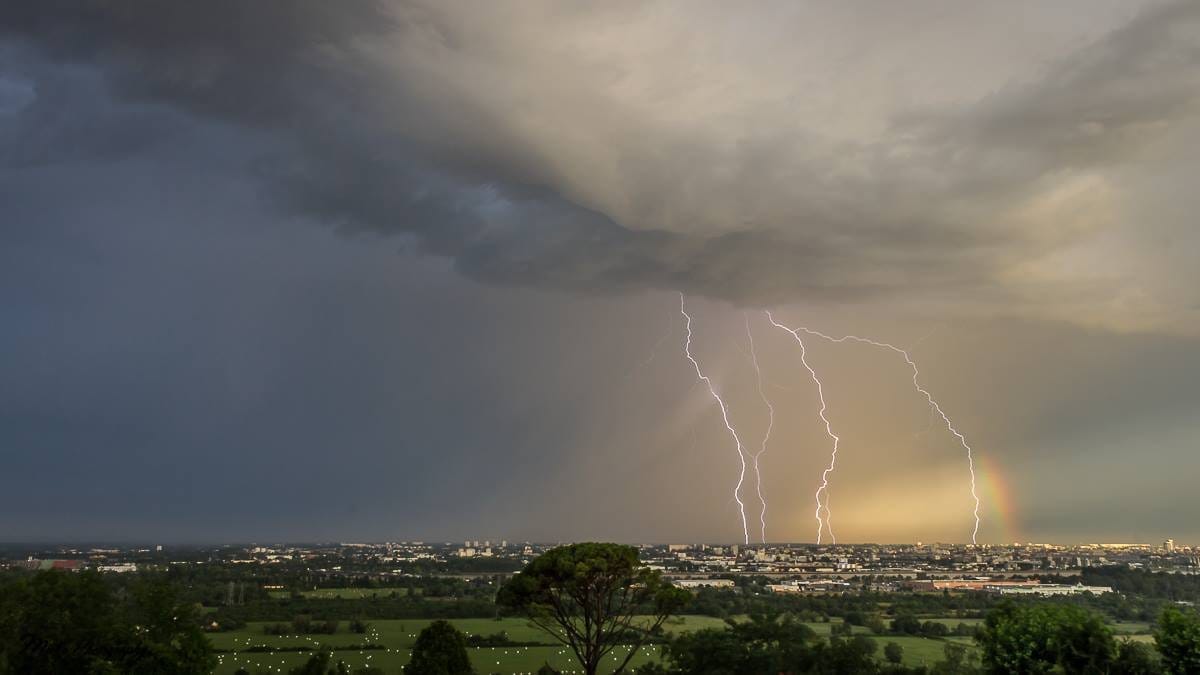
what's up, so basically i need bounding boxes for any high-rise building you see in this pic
[1165,539,1176,553]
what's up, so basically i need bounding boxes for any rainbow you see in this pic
[975,453,1019,544]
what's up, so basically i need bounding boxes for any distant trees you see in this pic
[407,620,474,675]
[290,614,339,634]
[286,650,356,675]
[843,610,867,626]
[648,612,898,674]
[884,641,904,665]
[890,613,923,635]
[497,543,689,675]
[656,612,820,674]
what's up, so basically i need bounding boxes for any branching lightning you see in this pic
[744,313,774,544]
[679,293,751,545]
[765,311,841,544]
[767,314,983,545]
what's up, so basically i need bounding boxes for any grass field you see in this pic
[210,614,1155,673]
[874,636,976,668]
[217,644,662,674]
[210,616,726,674]
[265,588,412,600]
[1112,621,1153,635]
[921,617,984,628]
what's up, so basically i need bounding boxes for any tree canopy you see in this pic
[1155,606,1200,674]
[977,602,1115,674]
[407,619,474,675]
[0,570,215,675]
[497,543,688,675]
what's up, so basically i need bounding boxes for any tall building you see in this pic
[1165,539,1176,553]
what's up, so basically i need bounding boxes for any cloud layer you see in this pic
[4,0,1199,330]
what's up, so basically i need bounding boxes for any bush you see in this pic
[884,641,904,665]
[921,620,950,637]
[891,613,922,635]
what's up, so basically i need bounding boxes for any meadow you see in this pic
[210,616,725,674]
[265,588,413,600]
[207,602,1153,673]
[206,616,992,673]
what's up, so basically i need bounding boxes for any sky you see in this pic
[2,0,1199,545]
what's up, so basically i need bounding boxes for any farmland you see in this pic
[209,617,725,674]
[206,615,1004,673]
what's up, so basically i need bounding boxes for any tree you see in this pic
[891,613,922,635]
[931,642,977,675]
[1,570,119,675]
[0,571,218,675]
[831,621,854,637]
[976,603,1114,674]
[821,635,879,674]
[497,543,688,675]
[922,621,951,637]
[884,641,904,665]
[1155,606,1200,674]
[407,620,474,675]
[660,626,749,674]
[117,575,218,674]
[844,610,867,626]
[1114,639,1162,675]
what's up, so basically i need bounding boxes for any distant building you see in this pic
[767,580,851,594]
[673,579,734,589]
[904,579,1113,596]
[989,584,1113,596]
[22,559,84,572]
[1165,539,1176,553]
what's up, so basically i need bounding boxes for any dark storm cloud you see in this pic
[3,1,1200,544]
[4,0,1198,320]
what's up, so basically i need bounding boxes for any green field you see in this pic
[1112,621,1152,635]
[209,616,726,674]
[210,614,1154,673]
[217,644,662,674]
[921,617,983,628]
[265,588,412,600]
[874,636,976,668]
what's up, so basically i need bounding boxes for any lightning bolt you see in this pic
[744,313,774,544]
[765,311,841,544]
[679,293,750,545]
[767,313,982,545]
